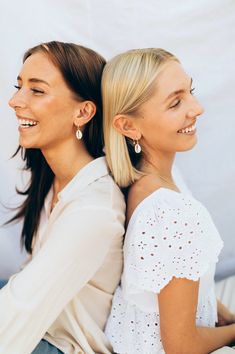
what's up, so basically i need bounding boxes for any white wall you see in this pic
[0,0,234,279]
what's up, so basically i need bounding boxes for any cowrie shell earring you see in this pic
[133,139,141,153]
[76,128,83,140]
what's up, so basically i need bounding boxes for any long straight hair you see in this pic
[9,41,106,253]
[102,48,178,188]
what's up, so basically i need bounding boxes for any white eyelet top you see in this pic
[105,188,223,354]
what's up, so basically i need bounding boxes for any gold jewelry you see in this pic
[133,139,141,153]
[155,174,177,189]
[143,158,177,190]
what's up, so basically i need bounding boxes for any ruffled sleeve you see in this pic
[122,190,223,297]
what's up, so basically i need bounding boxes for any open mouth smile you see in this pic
[177,123,196,134]
[18,118,38,128]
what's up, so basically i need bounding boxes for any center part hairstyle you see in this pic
[102,48,179,188]
[10,41,106,253]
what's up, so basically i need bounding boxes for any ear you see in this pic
[73,101,96,127]
[113,114,141,140]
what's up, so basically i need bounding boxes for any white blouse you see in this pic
[0,157,125,354]
[105,188,223,354]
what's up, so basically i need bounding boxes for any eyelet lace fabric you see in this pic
[105,189,223,354]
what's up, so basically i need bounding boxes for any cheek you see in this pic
[29,96,55,116]
[30,96,73,123]
[45,97,75,117]
[148,120,180,150]
[140,110,183,143]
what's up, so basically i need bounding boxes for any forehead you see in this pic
[156,61,191,97]
[19,52,63,83]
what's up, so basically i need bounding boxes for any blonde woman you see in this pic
[101,48,235,354]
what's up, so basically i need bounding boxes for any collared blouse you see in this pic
[0,157,125,354]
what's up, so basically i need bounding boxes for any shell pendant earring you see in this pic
[133,139,141,153]
[76,127,83,140]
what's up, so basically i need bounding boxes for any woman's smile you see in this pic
[177,122,196,135]
[17,116,38,130]
[9,52,81,150]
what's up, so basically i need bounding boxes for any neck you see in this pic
[41,139,93,193]
[141,149,176,181]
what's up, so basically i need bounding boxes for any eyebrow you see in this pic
[164,78,193,102]
[17,75,50,86]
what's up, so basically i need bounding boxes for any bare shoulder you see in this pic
[126,174,163,224]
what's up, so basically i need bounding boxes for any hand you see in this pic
[216,300,235,327]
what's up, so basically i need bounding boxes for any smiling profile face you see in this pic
[134,61,204,154]
[9,52,80,151]
[102,48,205,187]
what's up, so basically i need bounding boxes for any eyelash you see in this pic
[190,87,195,95]
[170,87,196,109]
[31,88,44,94]
[170,99,181,109]
[14,85,44,94]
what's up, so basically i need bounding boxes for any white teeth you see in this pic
[178,124,196,134]
[18,119,38,127]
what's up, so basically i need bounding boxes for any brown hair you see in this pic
[10,41,106,253]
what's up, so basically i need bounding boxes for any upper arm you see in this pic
[0,206,122,353]
[124,192,223,353]
[13,207,118,302]
[158,276,199,351]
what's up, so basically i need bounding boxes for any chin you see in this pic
[177,136,198,152]
[19,138,37,149]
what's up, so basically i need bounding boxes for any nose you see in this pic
[8,89,27,110]
[187,96,204,119]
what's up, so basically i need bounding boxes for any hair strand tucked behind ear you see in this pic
[102,48,178,188]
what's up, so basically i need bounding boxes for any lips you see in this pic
[17,118,38,128]
[178,123,196,134]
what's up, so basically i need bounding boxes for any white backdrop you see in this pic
[0,0,234,280]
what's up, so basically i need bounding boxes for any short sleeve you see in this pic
[123,191,223,296]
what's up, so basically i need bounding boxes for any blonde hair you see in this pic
[102,48,179,187]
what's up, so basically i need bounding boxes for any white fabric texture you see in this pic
[105,188,223,354]
[0,157,125,354]
[212,349,235,354]
[216,276,235,314]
